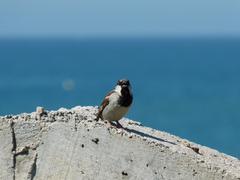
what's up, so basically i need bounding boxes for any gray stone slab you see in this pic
[0,120,14,180]
[0,106,239,180]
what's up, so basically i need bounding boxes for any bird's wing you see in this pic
[96,91,114,120]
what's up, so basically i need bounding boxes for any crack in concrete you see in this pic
[10,121,17,180]
[64,131,80,180]
[27,153,38,180]
[10,121,39,180]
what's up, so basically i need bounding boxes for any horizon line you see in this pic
[1,34,240,40]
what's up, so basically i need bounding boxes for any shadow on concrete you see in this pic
[123,127,176,145]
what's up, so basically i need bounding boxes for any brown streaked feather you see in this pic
[96,91,114,120]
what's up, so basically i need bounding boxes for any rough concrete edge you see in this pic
[0,105,240,179]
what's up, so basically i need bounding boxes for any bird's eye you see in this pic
[117,80,122,85]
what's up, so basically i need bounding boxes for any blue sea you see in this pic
[0,37,240,158]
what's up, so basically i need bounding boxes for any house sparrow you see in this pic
[96,79,133,128]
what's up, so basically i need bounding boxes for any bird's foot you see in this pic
[115,121,123,128]
[104,120,124,129]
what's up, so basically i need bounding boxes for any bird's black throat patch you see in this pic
[118,87,133,107]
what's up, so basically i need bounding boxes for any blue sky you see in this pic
[1,0,240,37]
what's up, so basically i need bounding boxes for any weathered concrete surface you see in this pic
[0,121,14,180]
[0,106,240,180]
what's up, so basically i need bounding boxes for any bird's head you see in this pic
[117,79,131,88]
[115,79,132,97]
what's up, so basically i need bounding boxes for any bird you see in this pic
[96,79,133,128]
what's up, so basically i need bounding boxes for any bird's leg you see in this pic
[95,112,101,121]
[105,120,123,129]
[115,121,123,128]
[95,117,99,121]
